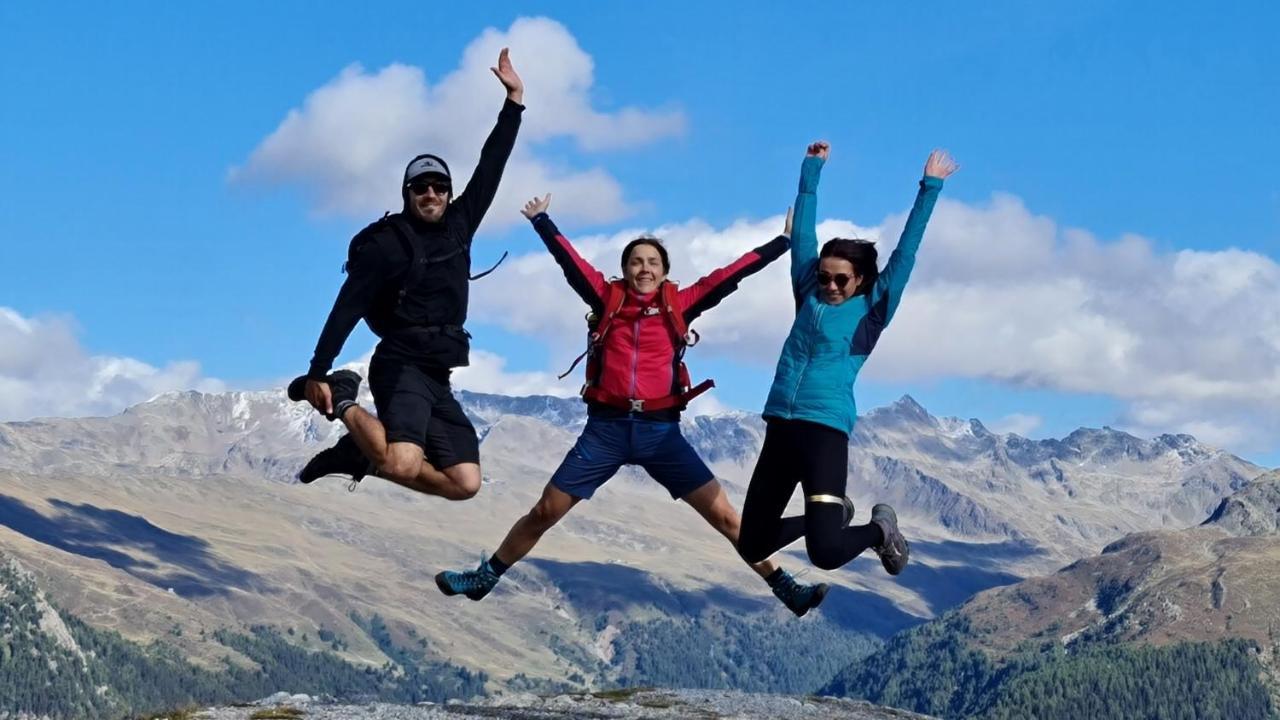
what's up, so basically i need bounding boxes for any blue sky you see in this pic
[2,2,1277,466]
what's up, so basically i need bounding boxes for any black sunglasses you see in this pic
[407,180,452,196]
[816,271,853,289]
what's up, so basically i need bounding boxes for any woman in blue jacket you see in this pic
[738,141,957,576]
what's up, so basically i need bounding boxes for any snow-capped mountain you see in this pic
[0,388,1266,688]
[1,388,1257,570]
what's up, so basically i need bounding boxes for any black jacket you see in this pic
[308,99,523,378]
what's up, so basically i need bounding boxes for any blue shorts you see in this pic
[550,417,715,500]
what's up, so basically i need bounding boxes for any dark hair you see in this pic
[820,238,878,295]
[621,237,670,273]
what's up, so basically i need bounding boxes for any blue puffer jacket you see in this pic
[762,156,944,435]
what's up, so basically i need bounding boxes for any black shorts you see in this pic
[368,354,480,469]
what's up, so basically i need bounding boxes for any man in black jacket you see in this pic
[292,48,523,500]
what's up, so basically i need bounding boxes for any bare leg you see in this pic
[341,407,481,500]
[492,483,582,567]
[340,405,395,468]
[387,461,481,501]
[682,479,779,579]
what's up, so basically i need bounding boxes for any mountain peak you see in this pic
[1202,470,1280,537]
[893,394,928,414]
[1056,425,1169,463]
[866,395,935,427]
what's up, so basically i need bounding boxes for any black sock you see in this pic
[333,400,357,421]
[764,567,787,587]
[487,555,510,577]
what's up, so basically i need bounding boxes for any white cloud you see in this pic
[0,308,224,421]
[467,191,1280,457]
[988,413,1044,437]
[468,213,816,373]
[230,17,684,227]
[869,195,1280,452]
[452,350,574,398]
[683,392,738,417]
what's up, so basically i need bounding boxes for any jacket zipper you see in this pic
[628,315,642,398]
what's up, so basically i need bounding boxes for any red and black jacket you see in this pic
[530,212,790,421]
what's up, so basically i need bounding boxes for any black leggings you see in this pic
[738,418,882,570]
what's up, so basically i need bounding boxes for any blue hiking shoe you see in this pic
[770,570,829,618]
[435,557,501,601]
[870,503,909,576]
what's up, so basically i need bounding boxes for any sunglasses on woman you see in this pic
[816,271,853,289]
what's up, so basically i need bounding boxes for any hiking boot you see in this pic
[841,495,856,528]
[286,375,310,402]
[326,370,362,410]
[770,570,829,618]
[435,557,501,601]
[870,503,909,576]
[297,434,370,485]
[287,370,363,421]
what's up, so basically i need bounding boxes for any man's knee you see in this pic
[451,472,481,500]
[380,447,423,483]
[442,463,481,500]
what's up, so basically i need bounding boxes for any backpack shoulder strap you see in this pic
[384,214,420,260]
[560,279,629,382]
[381,213,426,304]
[659,281,690,345]
[594,279,629,337]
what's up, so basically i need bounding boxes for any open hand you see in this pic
[491,47,523,104]
[521,193,551,219]
[806,141,830,161]
[924,149,959,179]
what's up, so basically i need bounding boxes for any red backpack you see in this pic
[561,279,714,412]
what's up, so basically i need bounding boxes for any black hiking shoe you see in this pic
[870,504,909,576]
[297,434,370,485]
[435,557,501,601]
[325,369,362,418]
[286,375,310,402]
[287,370,362,421]
[770,570,829,618]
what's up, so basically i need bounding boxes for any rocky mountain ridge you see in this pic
[820,471,1280,719]
[0,388,1268,699]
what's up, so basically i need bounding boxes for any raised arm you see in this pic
[522,194,609,312]
[790,141,828,305]
[680,234,790,323]
[868,149,958,325]
[453,48,525,234]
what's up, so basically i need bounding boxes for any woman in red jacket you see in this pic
[436,194,827,616]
